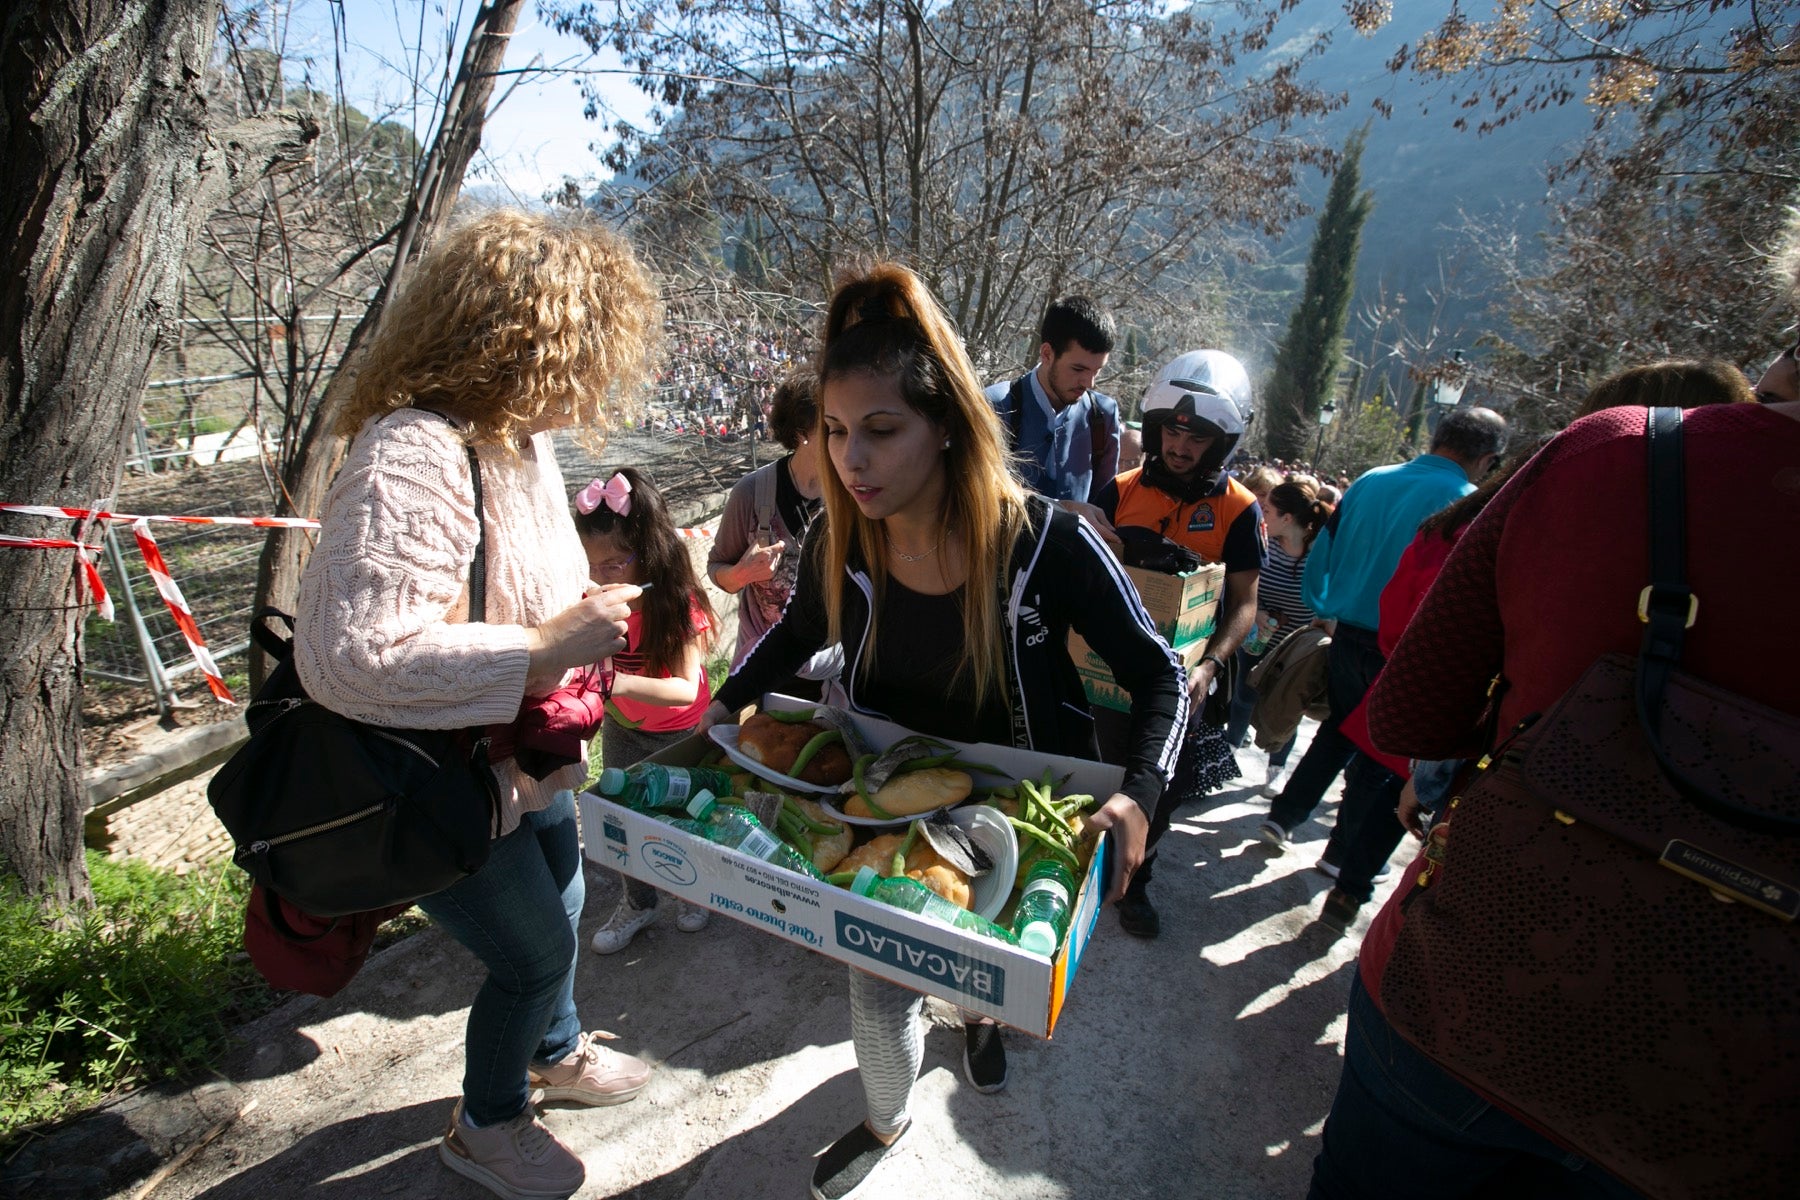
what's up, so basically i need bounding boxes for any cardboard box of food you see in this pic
[576,697,1123,1037]
[1066,631,1210,713]
[1124,562,1224,645]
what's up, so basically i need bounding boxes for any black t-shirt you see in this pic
[867,578,1012,745]
[775,457,820,543]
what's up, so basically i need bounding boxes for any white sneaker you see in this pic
[675,901,711,933]
[1257,819,1290,848]
[1260,762,1288,798]
[589,897,657,955]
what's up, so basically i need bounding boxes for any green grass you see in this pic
[0,854,280,1143]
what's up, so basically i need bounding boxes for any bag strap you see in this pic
[1635,406,1799,833]
[465,442,486,624]
[752,461,777,546]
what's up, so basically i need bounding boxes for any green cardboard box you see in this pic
[1123,562,1224,646]
[1067,630,1211,713]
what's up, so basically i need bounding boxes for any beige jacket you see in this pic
[1247,626,1331,751]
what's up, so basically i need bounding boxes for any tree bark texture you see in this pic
[0,0,315,902]
[253,0,526,681]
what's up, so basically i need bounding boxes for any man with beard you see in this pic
[1093,350,1266,936]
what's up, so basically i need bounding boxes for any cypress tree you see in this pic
[1263,126,1373,462]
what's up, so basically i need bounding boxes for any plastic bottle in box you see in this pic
[596,762,734,812]
[849,866,1019,946]
[1009,858,1076,957]
[665,790,827,880]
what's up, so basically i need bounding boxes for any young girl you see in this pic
[574,467,721,953]
[700,264,1186,1200]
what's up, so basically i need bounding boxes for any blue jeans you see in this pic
[416,789,585,1126]
[1308,975,1644,1200]
[1269,624,1384,833]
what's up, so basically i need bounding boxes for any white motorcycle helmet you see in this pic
[1140,350,1254,482]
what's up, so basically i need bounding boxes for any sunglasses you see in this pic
[1754,340,1800,405]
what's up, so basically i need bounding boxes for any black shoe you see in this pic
[810,1121,908,1200]
[1117,892,1161,939]
[962,1022,1007,1094]
[1320,887,1361,935]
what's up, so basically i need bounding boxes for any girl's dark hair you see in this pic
[572,467,716,675]
[769,371,819,451]
[1267,480,1330,550]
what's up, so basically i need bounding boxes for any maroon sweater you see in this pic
[1360,402,1800,998]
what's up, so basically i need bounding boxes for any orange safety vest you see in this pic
[1112,468,1259,567]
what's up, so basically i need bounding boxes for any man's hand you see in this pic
[1058,499,1123,553]
[695,700,732,735]
[1186,657,1221,703]
[1396,778,1426,840]
[1086,793,1149,903]
[727,539,785,589]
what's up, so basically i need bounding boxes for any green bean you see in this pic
[764,708,820,723]
[946,759,1007,776]
[1004,816,1081,868]
[891,820,921,876]
[852,753,894,818]
[894,752,959,773]
[787,729,843,777]
[781,796,839,834]
[826,870,859,887]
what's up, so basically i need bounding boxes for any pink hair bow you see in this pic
[576,473,632,516]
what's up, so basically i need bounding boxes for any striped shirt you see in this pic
[1259,541,1314,654]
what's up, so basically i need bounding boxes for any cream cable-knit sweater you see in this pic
[295,407,590,837]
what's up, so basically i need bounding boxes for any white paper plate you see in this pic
[707,725,835,795]
[953,806,1020,922]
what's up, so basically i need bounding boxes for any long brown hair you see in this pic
[573,468,715,676]
[815,263,1027,707]
[1266,480,1330,551]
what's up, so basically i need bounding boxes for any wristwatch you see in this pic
[1201,653,1227,673]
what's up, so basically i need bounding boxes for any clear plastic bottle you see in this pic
[596,762,735,812]
[1009,858,1077,957]
[667,790,827,880]
[1243,609,1280,656]
[849,866,1020,945]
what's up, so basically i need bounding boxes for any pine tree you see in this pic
[1264,127,1373,462]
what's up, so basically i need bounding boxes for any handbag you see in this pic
[1380,408,1800,1200]
[242,883,411,997]
[207,432,502,918]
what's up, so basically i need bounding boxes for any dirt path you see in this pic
[58,729,1393,1200]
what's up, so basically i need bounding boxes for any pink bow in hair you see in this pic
[576,473,632,516]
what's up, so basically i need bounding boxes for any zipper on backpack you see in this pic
[367,727,440,770]
[238,801,386,859]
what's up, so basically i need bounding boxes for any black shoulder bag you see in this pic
[208,434,501,918]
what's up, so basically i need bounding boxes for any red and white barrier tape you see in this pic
[130,519,234,704]
[0,534,113,620]
[0,502,319,529]
[675,526,714,539]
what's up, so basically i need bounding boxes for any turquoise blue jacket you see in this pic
[1303,454,1474,631]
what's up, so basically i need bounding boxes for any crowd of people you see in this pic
[293,205,1798,1200]
[649,320,810,439]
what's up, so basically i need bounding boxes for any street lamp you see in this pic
[1430,349,1469,410]
[1313,398,1337,466]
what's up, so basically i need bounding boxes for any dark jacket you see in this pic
[717,497,1186,815]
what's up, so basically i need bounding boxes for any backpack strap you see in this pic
[415,407,486,624]
[1005,374,1029,448]
[752,461,778,547]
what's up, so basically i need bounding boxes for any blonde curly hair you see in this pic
[337,209,662,446]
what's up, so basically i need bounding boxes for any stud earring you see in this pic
[942,438,952,449]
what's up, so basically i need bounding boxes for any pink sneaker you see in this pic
[439,1100,584,1200]
[529,1030,651,1106]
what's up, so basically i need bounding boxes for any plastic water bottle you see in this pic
[1009,859,1077,957]
[1243,610,1279,656]
[596,762,734,812]
[849,866,1019,946]
[668,791,827,880]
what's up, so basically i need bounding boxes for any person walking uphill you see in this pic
[985,295,1124,549]
[699,263,1187,1200]
[293,210,661,1200]
[1259,406,1508,852]
[1093,349,1266,937]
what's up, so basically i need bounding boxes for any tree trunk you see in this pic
[252,0,528,685]
[0,0,316,903]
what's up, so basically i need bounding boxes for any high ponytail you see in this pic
[815,263,1027,708]
[1268,480,1327,551]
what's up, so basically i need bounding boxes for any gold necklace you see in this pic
[887,528,946,562]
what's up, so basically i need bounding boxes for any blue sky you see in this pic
[302,1,651,200]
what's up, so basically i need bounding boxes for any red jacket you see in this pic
[1359,402,1800,1003]
[1336,529,1461,778]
